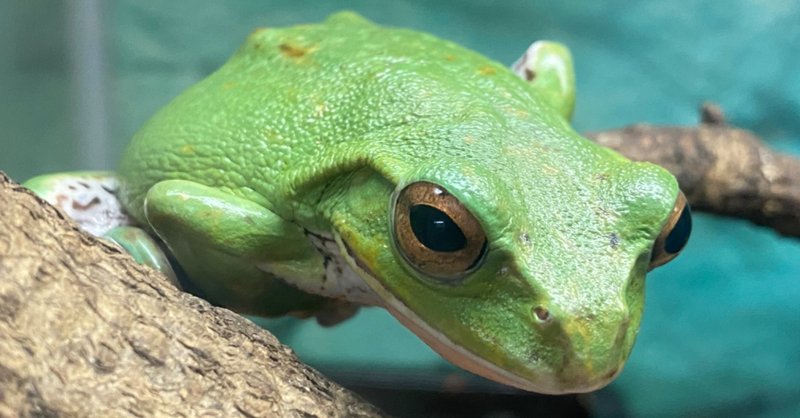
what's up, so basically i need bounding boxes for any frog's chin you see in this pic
[334,233,607,395]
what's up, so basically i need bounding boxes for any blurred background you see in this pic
[1,1,798,417]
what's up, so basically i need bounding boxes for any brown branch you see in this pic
[0,172,386,417]
[587,114,800,238]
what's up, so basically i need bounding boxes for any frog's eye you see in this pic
[392,182,487,280]
[649,191,692,269]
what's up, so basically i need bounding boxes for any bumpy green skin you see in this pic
[117,12,679,394]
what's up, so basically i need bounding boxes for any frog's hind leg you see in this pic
[23,172,178,285]
[25,171,133,236]
[512,41,576,120]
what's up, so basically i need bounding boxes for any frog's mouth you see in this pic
[334,232,591,394]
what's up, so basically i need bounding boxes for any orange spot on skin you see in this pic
[264,129,282,141]
[478,66,497,76]
[503,105,528,118]
[180,144,195,155]
[314,102,328,118]
[445,54,457,62]
[542,165,559,175]
[279,43,316,58]
[223,82,237,90]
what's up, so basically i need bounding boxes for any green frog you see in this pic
[25,12,691,394]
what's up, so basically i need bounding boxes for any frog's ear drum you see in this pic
[392,182,487,280]
[649,192,692,270]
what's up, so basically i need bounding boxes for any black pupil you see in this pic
[409,204,467,252]
[665,205,692,254]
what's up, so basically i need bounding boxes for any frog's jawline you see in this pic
[302,231,383,305]
[333,233,574,395]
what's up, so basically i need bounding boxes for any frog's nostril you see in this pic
[533,305,551,322]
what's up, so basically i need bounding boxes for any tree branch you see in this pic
[587,121,800,238]
[0,172,386,417]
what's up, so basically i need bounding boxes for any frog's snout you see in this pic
[536,303,633,392]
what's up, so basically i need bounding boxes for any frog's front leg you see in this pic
[142,180,328,317]
[23,172,179,286]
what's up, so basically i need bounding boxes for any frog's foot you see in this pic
[512,41,576,120]
[24,172,179,286]
[312,299,361,327]
[24,171,134,236]
[104,226,179,287]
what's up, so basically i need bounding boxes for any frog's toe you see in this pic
[104,226,180,288]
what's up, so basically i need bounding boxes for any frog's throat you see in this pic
[334,233,569,394]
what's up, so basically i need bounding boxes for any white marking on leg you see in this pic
[44,176,133,236]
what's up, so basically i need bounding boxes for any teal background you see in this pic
[2,1,798,416]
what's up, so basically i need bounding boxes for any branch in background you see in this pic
[587,103,800,238]
[0,172,385,418]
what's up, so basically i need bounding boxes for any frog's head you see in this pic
[326,113,691,393]
[316,34,689,393]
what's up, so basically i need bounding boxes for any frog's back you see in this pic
[118,12,549,223]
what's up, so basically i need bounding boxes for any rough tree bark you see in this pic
[0,117,798,417]
[0,173,387,417]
